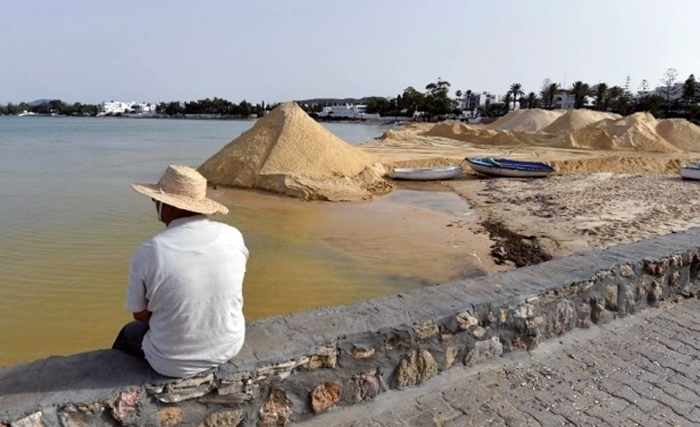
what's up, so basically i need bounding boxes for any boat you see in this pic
[389,165,463,181]
[466,157,555,178]
[680,162,700,180]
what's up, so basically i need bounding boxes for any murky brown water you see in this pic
[0,184,481,367]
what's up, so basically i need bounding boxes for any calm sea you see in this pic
[0,116,423,366]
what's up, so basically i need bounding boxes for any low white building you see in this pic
[318,104,379,119]
[100,101,156,114]
[653,82,684,101]
[552,93,594,109]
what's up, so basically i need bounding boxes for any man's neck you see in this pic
[164,210,200,226]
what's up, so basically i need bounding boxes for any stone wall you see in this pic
[2,228,700,427]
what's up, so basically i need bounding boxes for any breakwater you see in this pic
[2,228,700,427]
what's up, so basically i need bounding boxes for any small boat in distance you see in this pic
[389,165,463,181]
[466,157,555,178]
[680,161,700,180]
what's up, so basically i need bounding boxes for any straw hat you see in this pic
[131,165,229,215]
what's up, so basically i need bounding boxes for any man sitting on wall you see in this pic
[112,165,249,378]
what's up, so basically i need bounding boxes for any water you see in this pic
[0,116,473,366]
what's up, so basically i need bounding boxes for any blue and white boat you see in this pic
[466,157,555,178]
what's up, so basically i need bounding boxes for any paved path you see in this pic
[297,298,700,427]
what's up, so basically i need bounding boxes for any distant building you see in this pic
[653,82,684,101]
[552,93,594,109]
[318,103,379,119]
[100,101,156,114]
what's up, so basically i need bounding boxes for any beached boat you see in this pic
[389,165,462,181]
[680,162,700,180]
[466,157,555,178]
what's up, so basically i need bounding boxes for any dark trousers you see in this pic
[112,321,149,359]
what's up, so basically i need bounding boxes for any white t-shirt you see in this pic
[125,215,248,378]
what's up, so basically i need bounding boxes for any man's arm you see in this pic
[133,310,152,324]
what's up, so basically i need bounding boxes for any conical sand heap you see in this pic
[198,102,393,201]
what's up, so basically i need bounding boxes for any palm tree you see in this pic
[526,92,539,109]
[594,83,608,111]
[570,81,590,109]
[509,83,523,111]
[606,86,623,112]
[542,83,560,109]
[617,95,631,116]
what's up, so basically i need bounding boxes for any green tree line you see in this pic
[3,69,699,124]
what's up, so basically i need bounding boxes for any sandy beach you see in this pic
[202,104,700,283]
[355,111,700,274]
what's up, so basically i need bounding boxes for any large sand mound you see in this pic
[554,112,683,152]
[541,109,621,134]
[415,109,698,155]
[487,109,565,132]
[198,102,393,201]
[655,119,700,152]
[422,121,524,146]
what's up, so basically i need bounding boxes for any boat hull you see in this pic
[390,166,462,181]
[466,158,555,178]
[681,166,700,180]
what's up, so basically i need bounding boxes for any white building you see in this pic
[653,82,684,101]
[318,103,379,119]
[552,93,594,109]
[100,101,157,114]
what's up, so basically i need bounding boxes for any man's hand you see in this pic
[133,310,152,324]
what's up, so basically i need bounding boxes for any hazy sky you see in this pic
[3,0,699,105]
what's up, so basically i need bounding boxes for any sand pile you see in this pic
[487,109,564,132]
[198,102,393,201]
[380,128,417,141]
[413,110,700,155]
[554,112,683,153]
[422,122,524,146]
[541,109,621,134]
[655,119,700,152]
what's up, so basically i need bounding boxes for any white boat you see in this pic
[680,162,700,180]
[466,157,555,178]
[389,165,462,181]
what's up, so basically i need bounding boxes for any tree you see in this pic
[570,81,590,108]
[526,92,539,109]
[647,94,665,117]
[365,97,391,115]
[399,86,425,116]
[593,83,608,111]
[616,94,631,116]
[509,83,523,111]
[540,79,559,109]
[660,68,679,102]
[605,86,623,112]
[683,74,697,105]
[502,93,512,115]
[424,79,457,118]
